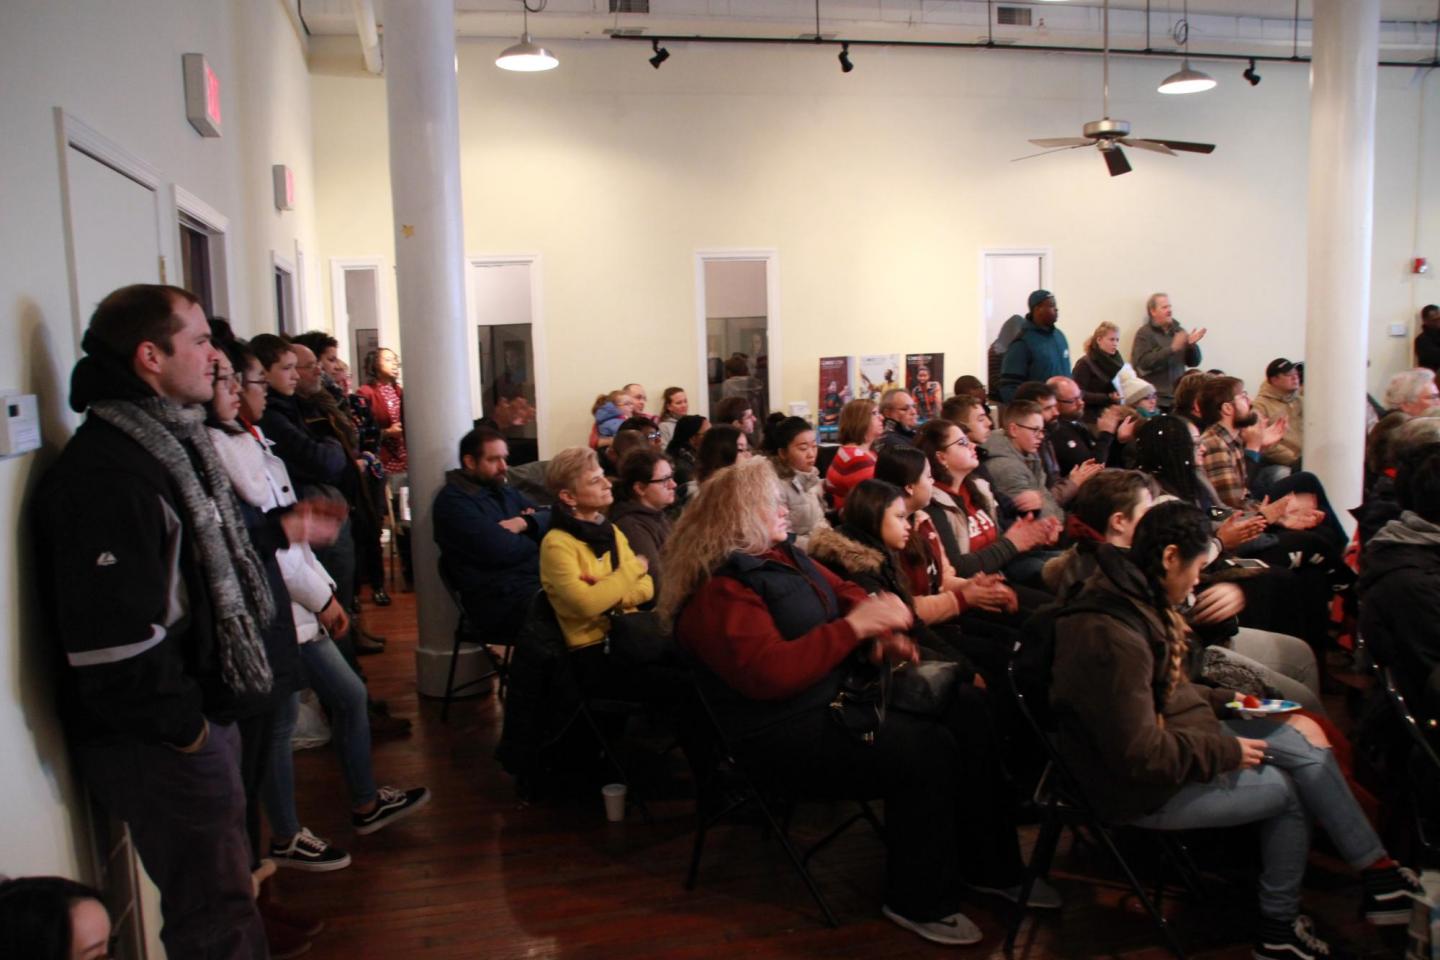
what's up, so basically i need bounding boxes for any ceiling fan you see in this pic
[1015,0,1216,176]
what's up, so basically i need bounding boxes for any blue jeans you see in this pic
[263,637,378,838]
[1128,719,1384,921]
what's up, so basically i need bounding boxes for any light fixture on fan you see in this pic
[496,1,558,72]
[1158,0,1214,94]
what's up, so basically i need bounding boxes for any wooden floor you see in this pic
[279,593,1403,960]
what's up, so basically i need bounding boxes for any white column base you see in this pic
[415,644,496,701]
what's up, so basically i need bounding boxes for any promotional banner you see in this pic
[857,354,902,404]
[817,356,854,440]
[906,353,945,423]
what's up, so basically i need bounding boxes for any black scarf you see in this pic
[1086,345,1125,381]
[551,505,619,560]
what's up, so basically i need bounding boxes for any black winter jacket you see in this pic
[1359,518,1440,723]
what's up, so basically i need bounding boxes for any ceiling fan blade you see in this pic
[1029,137,1093,148]
[1012,143,1092,162]
[1122,138,1177,156]
[1103,144,1132,176]
[1148,139,1216,154]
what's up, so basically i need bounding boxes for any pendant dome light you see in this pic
[1158,0,1215,94]
[496,1,558,72]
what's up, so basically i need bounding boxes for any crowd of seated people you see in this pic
[21,281,1439,960]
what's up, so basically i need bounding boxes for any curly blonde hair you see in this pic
[657,457,784,628]
[1084,320,1120,354]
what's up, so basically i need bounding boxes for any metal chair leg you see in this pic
[1006,810,1064,955]
[441,628,463,722]
[1093,826,1187,960]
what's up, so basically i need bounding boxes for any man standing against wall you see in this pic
[1131,292,1206,411]
[1415,304,1440,373]
[998,290,1070,401]
[35,285,275,959]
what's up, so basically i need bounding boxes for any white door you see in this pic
[983,252,1047,347]
[467,258,546,458]
[66,146,163,325]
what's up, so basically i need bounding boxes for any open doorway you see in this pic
[272,252,297,335]
[695,251,780,422]
[467,256,546,462]
[329,257,390,369]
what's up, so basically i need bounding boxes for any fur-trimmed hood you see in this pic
[805,526,886,576]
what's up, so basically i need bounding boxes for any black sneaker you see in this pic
[1253,915,1354,960]
[269,828,352,872]
[353,785,431,835]
[1360,864,1424,925]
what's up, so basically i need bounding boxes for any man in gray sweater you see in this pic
[1131,292,1207,410]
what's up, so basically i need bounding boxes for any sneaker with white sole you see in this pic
[1360,864,1424,925]
[353,785,431,835]
[966,877,1063,910]
[268,828,351,872]
[1252,915,1355,960]
[881,904,983,946]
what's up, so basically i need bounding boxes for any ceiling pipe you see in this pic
[607,32,1430,69]
[352,0,383,74]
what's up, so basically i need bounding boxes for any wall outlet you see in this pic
[1389,323,1408,337]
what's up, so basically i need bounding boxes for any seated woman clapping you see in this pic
[1050,500,1421,960]
[660,458,1044,947]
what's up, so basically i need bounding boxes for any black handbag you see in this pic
[603,609,673,665]
[829,657,886,745]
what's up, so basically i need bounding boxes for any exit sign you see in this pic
[183,53,222,137]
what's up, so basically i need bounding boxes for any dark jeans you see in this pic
[79,722,266,960]
[236,710,277,869]
[352,472,387,593]
[737,683,1022,922]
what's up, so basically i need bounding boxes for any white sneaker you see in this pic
[881,904,984,946]
[967,877,1063,910]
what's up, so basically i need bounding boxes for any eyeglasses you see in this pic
[1012,422,1045,435]
[645,431,662,441]
[1058,395,1083,405]
[639,473,676,485]
[243,378,268,388]
[941,435,973,451]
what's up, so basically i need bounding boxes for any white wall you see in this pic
[310,37,1438,458]
[0,0,319,911]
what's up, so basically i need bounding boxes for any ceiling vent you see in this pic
[609,0,650,13]
[996,6,1034,27]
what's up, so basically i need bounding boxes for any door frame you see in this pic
[694,248,781,421]
[465,253,549,458]
[977,246,1053,360]
[328,256,393,367]
[270,250,298,335]
[173,185,232,320]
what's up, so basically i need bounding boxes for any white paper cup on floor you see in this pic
[602,783,627,822]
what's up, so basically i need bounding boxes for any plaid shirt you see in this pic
[1200,423,1250,509]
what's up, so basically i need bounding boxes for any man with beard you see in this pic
[1197,376,1289,510]
[432,426,551,634]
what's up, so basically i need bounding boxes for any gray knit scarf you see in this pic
[90,397,275,695]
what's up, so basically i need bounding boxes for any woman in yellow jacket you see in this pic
[540,447,663,693]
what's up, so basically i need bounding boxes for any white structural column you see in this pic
[383,1,478,696]
[1304,0,1378,524]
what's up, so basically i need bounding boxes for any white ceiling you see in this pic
[300,0,1440,59]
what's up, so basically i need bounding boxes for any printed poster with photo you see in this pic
[857,354,902,404]
[817,356,853,440]
[905,353,945,423]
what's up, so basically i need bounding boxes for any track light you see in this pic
[1243,58,1261,86]
[838,42,853,73]
[649,40,670,69]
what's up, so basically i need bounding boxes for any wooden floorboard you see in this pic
[276,593,1402,959]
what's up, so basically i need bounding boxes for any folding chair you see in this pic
[1004,648,1204,959]
[436,560,515,721]
[683,676,884,928]
[1379,665,1440,860]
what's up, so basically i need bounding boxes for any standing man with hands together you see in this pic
[1132,293,1206,412]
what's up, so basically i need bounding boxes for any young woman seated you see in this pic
[824,398,883,512]
[540,446,678,694]
[0,877,111,960]
[1042,469,1324,715]
[764,415,830,550]
[873,445,1022,681]
[1050,500,1421,960]
[665,414,709,495]
[662,458,1052,948]
[609,446,676,592]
